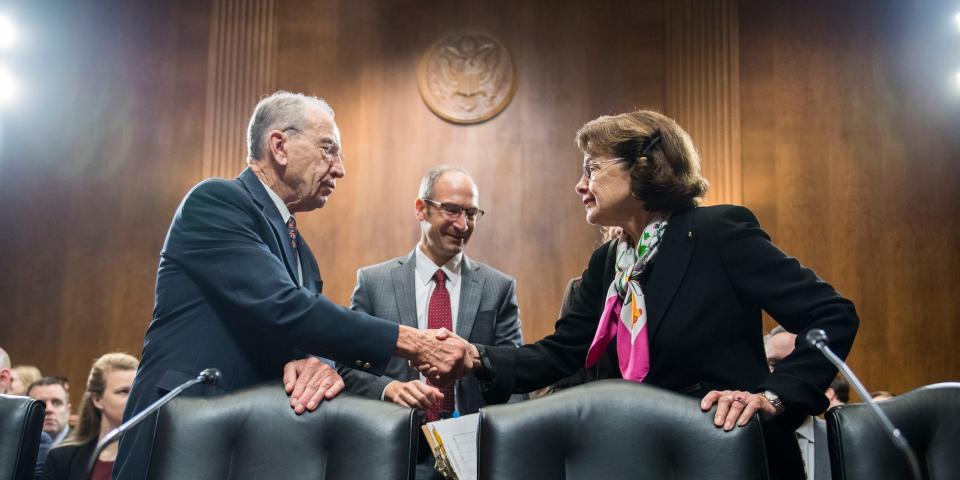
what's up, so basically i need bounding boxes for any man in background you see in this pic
[765,326,832,480]
[27,377,72,446]
[339,166,524,479]
[1,346,52,479]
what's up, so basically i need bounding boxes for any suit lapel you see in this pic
[457,256,483,340]
[237,168,301,285]
[298,239,323,294]
[645,208,696,342]
[392,250,419,328]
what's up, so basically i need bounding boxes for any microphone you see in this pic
[86,368,222,479]
[806,330,922,480]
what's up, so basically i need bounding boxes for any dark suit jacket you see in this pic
[339,249,523,415]
[479,205,859,478]
[42,440,95,480]
[114,168,400,479]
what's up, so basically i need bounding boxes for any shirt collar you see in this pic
[415,244,462,287]
[796,415,815,442]
[258,177,294,223]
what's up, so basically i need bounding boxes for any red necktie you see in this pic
[425,269,456,422]
[286,217,298,251]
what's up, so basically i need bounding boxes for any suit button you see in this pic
[363,362,372,369]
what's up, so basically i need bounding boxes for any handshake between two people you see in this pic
[284,326,477,414]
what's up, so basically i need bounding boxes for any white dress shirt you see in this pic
[414,245,462,332]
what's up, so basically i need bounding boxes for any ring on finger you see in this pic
[733,395,748,406]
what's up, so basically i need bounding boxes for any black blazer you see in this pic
[479,205,859,476]
[42,440,95,480]
[114,168,401,479]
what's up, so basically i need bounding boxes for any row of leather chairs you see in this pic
[2,381,957,479]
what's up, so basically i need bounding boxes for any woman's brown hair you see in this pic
[576,110,709,214]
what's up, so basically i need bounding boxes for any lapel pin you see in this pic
[687,230,694,240]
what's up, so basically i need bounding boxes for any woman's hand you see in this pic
[700,390,778,431]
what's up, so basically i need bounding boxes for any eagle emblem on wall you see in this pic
[417,32,517,124]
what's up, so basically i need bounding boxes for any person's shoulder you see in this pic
[357,253,410,278]
[691,204,761,229]
[185,176,247,201]
[468,258,516,285]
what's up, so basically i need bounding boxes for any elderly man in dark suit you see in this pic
[114,92,470,479]
[339,166,524,479]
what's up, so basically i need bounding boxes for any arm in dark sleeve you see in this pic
[479,243,611,404]
[716,205,859,415]
[337,267,398,398]
[165,181,399,375]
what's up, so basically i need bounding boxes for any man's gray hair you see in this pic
[417,165,477,200]
[246,91,334,161]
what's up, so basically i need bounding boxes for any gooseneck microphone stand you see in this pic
[86,368,222,479]
[806,329,922,480]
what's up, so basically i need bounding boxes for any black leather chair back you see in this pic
[0,394,45,480]
[826,382,960,480]
[478,379,769,480]
[148,382,419,480]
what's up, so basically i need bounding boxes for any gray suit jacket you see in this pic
[339,249,523,414]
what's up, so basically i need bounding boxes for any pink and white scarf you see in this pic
[585,218,668,382]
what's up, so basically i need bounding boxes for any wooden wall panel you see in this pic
[1,0,956,409]
[665,0,742,205]
[740,0,960,396]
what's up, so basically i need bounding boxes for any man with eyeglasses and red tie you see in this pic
[338,165,524,480]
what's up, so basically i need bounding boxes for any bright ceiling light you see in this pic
[0,67,18,104]
[956,71,960,91]
[955,11,960,32]
[0,15,15,49]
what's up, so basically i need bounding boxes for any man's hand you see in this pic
[283,357,345,415]
[384,380,444,410]
[700,390,778,431]
[395,326,472,386]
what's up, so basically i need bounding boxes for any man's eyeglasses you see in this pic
[421,198,485,220]
[582,157,625,180]
[282,127,342,158]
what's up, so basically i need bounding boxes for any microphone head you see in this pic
[198,368,222,386]
[806,329,828,348]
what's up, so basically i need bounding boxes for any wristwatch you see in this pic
[762,390,786,415]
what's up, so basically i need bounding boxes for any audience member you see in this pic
[871,390,895,401]
[11,365,43,396]
[1,346,53,479]
[43,353,139,480]
[28,377,73,446]
[764,326,832,479]
[338,165,523,480]
[826,375,849,409]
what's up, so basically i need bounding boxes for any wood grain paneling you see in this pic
[665,0,742,205]
[1,0,956,410]
[740,0,960,396]
[202,0,277,179]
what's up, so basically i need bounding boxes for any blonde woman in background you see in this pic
[43,353,139,480]
[10,364,42,395]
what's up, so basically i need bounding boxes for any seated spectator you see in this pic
[764,326,831,479]
[28,377,73,446]
[826,375,849,410]
[10,365,43,396]
[43,353,139,480]
[871,390,895,401]
[1,346,53,479]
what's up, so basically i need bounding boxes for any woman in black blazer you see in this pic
[457,110,859,479]
[43,353,138,480]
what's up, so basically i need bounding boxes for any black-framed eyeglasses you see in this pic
[421,198,485,220]
[582,157,625,180]
[282,127,342,158]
